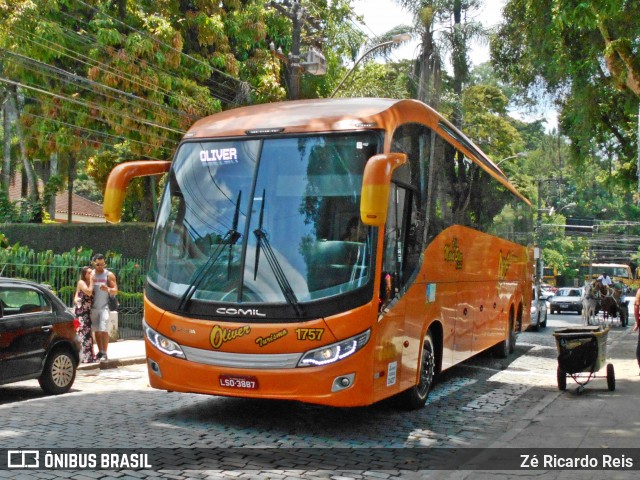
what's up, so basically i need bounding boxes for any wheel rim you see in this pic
[416,337,435,398]
[51,354,74,387]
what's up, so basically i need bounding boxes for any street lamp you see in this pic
[330,33,412,98]
[538,202,577,216]
[495,152,527,168]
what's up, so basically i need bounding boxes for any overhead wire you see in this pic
[41,14,240,106]
[21,110,175,156]
[0,76,185,136]
[71,0,252,105]
[18,129,169,163]
[4,20,237,111]
[2,49,195,128]
[19,91,179,148]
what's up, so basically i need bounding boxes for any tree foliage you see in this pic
[491,0,639,190]
[0,0,358,221]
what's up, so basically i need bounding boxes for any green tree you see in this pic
[0,1,362,222]
[491,0,639,191]
[334,60,412,99]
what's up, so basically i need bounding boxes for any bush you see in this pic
[0,237,145,307]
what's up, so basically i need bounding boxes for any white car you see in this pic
[530,287,548,331]
[549,287,584,315]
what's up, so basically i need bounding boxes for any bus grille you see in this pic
[181,346,302,369]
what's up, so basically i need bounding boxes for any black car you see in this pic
[0,278,80,394]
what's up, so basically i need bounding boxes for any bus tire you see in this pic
[397,332,435,410]
[494,316,515,359]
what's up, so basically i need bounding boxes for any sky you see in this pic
[351,0,558,130]
[352,0,506,65]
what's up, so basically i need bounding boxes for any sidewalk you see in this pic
[451,324,640,478]
[494,324,640,448]
[77,338,146,370]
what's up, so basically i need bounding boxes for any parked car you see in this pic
[540,284,556,301]
[530,287,548,331]
[549,287,584,315]
[0,278,80,394]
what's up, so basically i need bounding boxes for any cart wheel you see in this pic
[557,366,567,391]
[620,309,628,327]
[607,363,615,391]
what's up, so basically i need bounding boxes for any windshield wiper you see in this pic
[178,191,242,311]
[253,191,302,316]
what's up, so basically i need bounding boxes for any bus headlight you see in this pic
[298,330,370,367]
[143,320,186,359]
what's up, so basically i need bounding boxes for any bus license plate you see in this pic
[219,375,259,390]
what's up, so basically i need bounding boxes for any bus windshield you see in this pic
[148,132,381,311]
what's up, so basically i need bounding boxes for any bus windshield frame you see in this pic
[147,131,383,320]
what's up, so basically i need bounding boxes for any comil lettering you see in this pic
[200,147,238,164]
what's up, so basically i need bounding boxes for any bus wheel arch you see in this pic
[395,324,438,410]
[429,321,443,377]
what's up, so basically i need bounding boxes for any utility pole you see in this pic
[535,177,563,287]
[536,179,543,288]
[267,0,325,100]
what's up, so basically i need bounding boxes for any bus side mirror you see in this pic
[104,161,172,223]
[360,153,407,226]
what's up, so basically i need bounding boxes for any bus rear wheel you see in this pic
[494,317,515,358]
[397,332,435,410]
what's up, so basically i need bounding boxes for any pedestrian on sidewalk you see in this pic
[74,266,96,363]
[90,253,118,362]
[634,288,640,372]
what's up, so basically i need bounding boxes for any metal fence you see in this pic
[0,255,146,339]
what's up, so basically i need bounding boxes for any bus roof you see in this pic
[183,98,530,205]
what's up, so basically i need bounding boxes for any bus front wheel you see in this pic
[397,332,435,410]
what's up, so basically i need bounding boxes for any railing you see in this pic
[0,254,146,339]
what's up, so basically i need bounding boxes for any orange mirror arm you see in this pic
[103,161,171,223]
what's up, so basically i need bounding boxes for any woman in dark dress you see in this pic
[74,266,96,363]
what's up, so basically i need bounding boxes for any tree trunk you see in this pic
[417,15,441,109]
[2,99,11,193]
[67,155,75,223]
[49,153,58,219]
[8,92,42,221]
[451,0,464,129]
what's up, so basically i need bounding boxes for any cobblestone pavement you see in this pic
[0,313,631,479]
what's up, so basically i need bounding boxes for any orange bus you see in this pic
[104,98,533,409]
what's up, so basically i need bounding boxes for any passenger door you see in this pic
[0,286,53,382]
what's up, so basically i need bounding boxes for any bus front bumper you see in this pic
[144,339,375,407]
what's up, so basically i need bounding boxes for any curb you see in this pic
[78,356,146,371]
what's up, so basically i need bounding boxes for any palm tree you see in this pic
[380,1,487,120]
